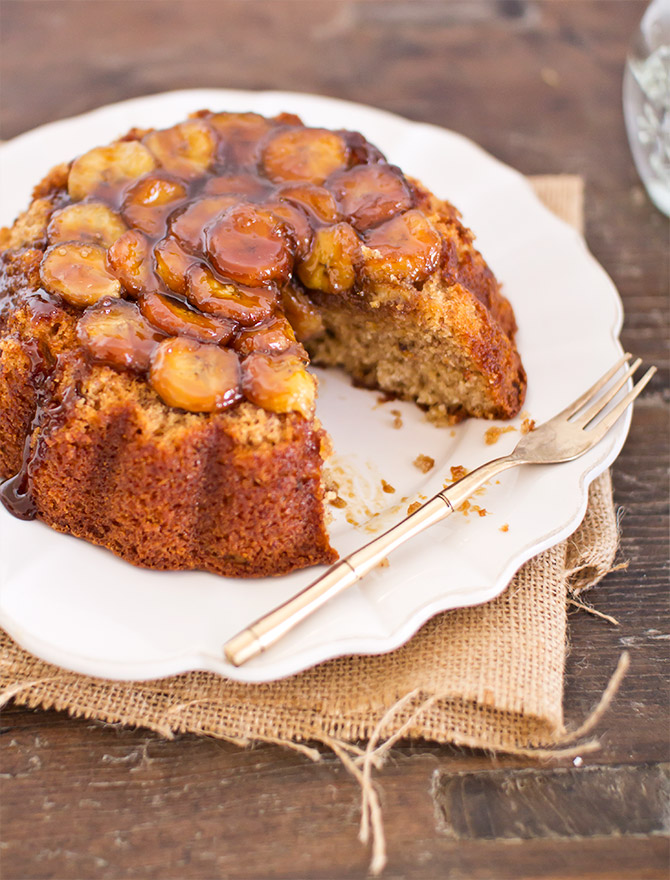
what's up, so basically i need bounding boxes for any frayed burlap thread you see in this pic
[0,176,624,874]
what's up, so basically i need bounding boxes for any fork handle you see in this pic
[224,456,518,667]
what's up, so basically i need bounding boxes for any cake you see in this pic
[0,110,526,577]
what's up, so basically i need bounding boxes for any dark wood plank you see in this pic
[1,2,668,879]
[2,711,669,879]
[432,764,670,839]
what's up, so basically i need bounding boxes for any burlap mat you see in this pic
[0,176,620,755]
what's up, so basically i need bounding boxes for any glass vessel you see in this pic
[623,0,670,216]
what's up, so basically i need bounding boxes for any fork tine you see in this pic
[586,365,656,442]
[575,356,642,427]
[552,353,632,420]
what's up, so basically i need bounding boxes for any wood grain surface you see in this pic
[1,2,668,878]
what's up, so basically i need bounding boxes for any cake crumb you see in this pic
[329,496,347,509]
[390,409,403,429]
[484,425,516,445]
[450,465,468,482]
[521,417,536,434]
[377,557,390,569]
[407,501,422,515]
[473,505,488,517]
[381,479,396,494]
[500,523,509,532]
[413,454,435,473]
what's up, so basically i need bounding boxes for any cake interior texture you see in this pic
[0,110,526,577]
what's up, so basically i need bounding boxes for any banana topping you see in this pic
[241,351,316,419]
[149,337,242,413]
[40,243,121,307]
[261,128,349,184]
[139,291,234,345]
[143,119,218,180]
[78,298,166,371]
[47,202,128,247]
[68,141,157,202]
[297,223,361,294]
[37,110,448,417]
[121,173,189,237]
[106,229,159,297]
[362,210,442,284]
[186,265,277,326]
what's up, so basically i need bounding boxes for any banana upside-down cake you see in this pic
[0,110,526,576]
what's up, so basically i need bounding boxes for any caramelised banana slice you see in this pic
[241,351,316,419]
[297,222,361,294]
[262,200,312,259]
[186,265,277,326]
[362,210,442,285]
[261,128,349,185]
[47,202,128,247]
[206,205,293,287]
[232,313,301,358]
[327,164,413,231]
[121,173,189,237]
[77,298,166,371]
[280,284,325,341]
[207,111,279,166]
[107,229,159,297]
[149,337,242,413]
[40,243,121,307]
[342,130,386,167]
[139,291,234,345]
[143,119,217,180]
[153,236,198,294]
[275,182,340,224]
[170,196,236,253]
[68,141,157,202]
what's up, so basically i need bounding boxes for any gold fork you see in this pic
[224,353,656,667]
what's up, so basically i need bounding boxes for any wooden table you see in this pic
[1,3,668,878]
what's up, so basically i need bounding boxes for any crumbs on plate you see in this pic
[413,454,435,473]
[449,465,469,482]
[458,499,489,517]
[484,425,516,446]
[390,409,403,429]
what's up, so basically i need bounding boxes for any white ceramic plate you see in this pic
[0,89,629,682]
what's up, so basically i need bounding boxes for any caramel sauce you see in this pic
[0,439,38,518]
[0,325,74,519]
